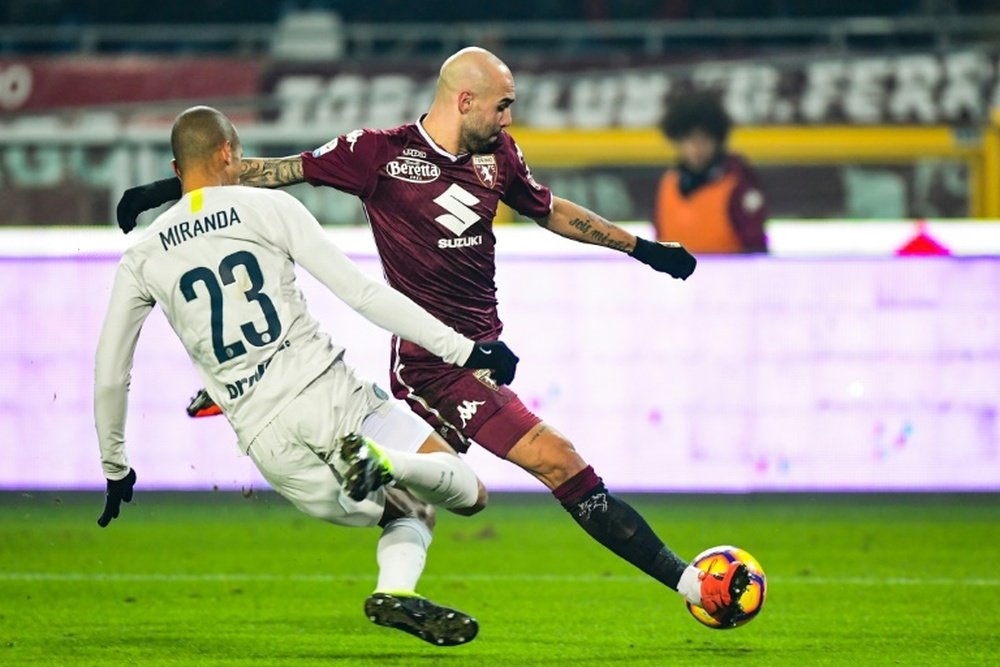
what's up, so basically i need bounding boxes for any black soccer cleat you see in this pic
[339,434,394,501]
[364,593,479,646]
[186,388,222,418]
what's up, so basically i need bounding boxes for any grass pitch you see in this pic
[1,491,997,666]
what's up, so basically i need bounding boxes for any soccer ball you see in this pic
[686,545,767,629]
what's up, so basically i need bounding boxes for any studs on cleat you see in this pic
[364,592,479,647]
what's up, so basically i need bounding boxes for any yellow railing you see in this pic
[509,121,1000,218]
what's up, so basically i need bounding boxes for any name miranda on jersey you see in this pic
[160,207,242,251]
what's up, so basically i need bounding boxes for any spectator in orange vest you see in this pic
[654,93,768,253]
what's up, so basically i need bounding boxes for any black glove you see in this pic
[463,341,519,386]
[97,468,137,527]
[116,178,182,233]
[630,237,697,280]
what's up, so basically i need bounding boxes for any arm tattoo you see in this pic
[239,156,305,188]
[568,217,632,252]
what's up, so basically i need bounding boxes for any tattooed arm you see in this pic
[534,196,696,279]
[533,196,637,254]
[239,156,305,188]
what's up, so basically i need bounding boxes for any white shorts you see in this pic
[246,360,433,527]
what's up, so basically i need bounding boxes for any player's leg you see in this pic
[501,420,747,617]
[354,397,487,515]
[365,487,478,646]
[393,360,748,619]
[247,415,479,645]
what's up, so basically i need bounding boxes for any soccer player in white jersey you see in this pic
[94,106,523,646]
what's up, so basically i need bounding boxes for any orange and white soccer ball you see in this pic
[686,545,767,629]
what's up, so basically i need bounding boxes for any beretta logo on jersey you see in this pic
[386,156,441,183]
[472,154,498,189]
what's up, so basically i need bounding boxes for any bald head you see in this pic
[170,106,240,174]
[437,47,512,99]
[427,47,515,154]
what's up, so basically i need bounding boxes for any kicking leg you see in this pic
[504,421,741,613]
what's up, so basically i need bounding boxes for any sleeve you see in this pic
[264,192,475,366]
[727,161,769,253]
[300,128,387,199]
[94,258,155,480]
[501,136,553,219]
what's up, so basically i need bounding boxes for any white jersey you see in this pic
[95,185,474,479]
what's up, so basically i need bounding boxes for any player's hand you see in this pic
[97,468,137,527]
[116,178,183,233]
[463,341,519,386]
[629,238,697,280]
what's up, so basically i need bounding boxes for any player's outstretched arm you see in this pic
[534,196,636,252]
[115,156,306,234]
[535,196,697,280]
[269,192,520,383]
[239,155,305,188]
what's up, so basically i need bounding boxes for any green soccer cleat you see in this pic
[364,592,479,646]
[339,434,394,501]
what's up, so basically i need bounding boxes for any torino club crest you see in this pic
[472,154,498,189]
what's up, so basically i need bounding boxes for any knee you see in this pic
[399,498,437,530]
[415,503,437,530]
[450,479,488,517]
[534,437,587,487]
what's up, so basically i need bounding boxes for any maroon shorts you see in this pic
[389,349,541,457]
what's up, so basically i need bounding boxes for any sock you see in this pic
[677,565,706,606]
[382,450,479,510]
[554,466,688,591]
[375,517,432,594]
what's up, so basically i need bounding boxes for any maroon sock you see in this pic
[552,465,603,505]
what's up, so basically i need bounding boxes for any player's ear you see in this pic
[457,90,475,115]
[171,159,181,179]
[220,140,233,165]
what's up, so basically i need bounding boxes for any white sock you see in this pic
[375,517,432,595]
[677,565,705,606]
[382,450,479,510]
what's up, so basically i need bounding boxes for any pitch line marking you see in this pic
[0,573,997,586]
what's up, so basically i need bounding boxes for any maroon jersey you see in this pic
[301,118,552,362]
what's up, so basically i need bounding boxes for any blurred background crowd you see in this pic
[1,1,999,240]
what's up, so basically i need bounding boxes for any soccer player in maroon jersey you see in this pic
[118,47,749,626]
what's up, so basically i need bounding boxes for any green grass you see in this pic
[1,492,998,666]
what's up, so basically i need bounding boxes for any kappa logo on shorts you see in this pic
[472,368,498,390]
[456,399,486,428]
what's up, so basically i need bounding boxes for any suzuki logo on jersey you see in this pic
[438,235,482,249]
[473,154,498,189]
[433,183,481,236]
[402,147,427,158]
[456,399,486,428]
[386,157,441,183]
